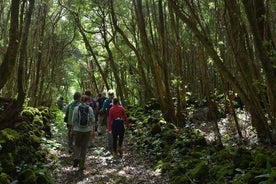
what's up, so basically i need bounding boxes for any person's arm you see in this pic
[71,106,78,134]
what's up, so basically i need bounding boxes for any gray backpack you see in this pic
[78,104,89,127]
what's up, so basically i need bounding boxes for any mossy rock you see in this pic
[211,149,233,163]
[0,128,20,144]
[35,169,53,184]
[21,108,35,122]
[150,123,161,135]
[242,168,267,184]
[0,153,15,174]
[253,152,268,168]
[189,161,209,180]
[14,122,33,133]
[190,130,207,146]
[0,173,11,184]
[209,162,234,182]
[233,147,252,169]
[18,169,37,184]
[32,116,44,129]
[162,129,177,143]
[171,175,190,184]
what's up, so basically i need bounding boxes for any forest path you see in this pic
[51,130,169,184]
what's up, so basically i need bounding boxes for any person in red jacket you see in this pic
[108,98,130,156]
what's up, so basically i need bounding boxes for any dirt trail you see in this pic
[52,132,169,184]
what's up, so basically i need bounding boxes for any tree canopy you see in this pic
[0,0,276,144]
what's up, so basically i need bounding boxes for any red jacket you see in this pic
[108,104,130,131]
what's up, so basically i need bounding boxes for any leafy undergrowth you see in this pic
[126,100,276,184]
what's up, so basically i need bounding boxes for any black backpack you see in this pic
[78,104,90,127]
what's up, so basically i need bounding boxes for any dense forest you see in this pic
[0,0,276,183]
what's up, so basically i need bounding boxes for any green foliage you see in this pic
[0,153,15,175]
[0,173,11,184]
[128,100,276,183]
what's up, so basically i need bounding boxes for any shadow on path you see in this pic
[52,132,169,184]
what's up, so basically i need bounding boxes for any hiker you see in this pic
[64,92,81,153]
[108,98,130,156]
[97,91,107,135]
[71,95,96,170]
[101,89,115,152]
[84,90,98,120]
[84,90,98,148]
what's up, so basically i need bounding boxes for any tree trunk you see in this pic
[17,0,35,108]
[0,0,20,90]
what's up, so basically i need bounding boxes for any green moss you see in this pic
[150,123,161,135]
[171,175,190,184]
[254,152,268,168]
[21,109,35,122]
[209,162,234,182]
[162,129,177,143]
[243,168,267,184]
[15,122,32,133]
[35,169,53,184]
[18,169,37,184]
[0,128,20,144]
[233,147,252,169]
[189,160,209,179]
[211,149,233,163]
[33,116,44,128]
[0,153,15,174]
[0,173,11,184]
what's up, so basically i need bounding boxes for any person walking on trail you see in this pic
[71,95,96,170]
[108,98,130,156]
[84,90,98,148]
[97,91,107,135]
[101,89,115,152]
[64,92,81,153]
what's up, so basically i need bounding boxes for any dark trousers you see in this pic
[74,131,90,167]
[67,124,74,149]
[112,120,125,152]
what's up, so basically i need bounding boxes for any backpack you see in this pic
[78,104,90,127]
[104,98,113,114]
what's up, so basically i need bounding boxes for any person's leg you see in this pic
[67,124,74,153]
[73,131,81,167]
[107,115,113,151]
[117,120,125,155]
[112,120,119,155]
[79,131,90,170]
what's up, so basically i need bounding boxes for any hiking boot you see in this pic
[73,159,79,168]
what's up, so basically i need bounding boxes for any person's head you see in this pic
[107,89,114,97]
[113,98,119,105]
[84,90,92,96]
[81,95,90,104]
[73,92,81,100]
